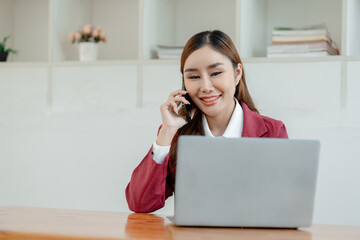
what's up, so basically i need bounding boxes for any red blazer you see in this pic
[125,102,288,213]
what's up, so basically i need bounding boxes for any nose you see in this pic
[200,76,214,93]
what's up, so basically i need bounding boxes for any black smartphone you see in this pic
[182,79,193,123]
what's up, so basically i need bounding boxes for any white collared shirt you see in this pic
[202,98,243,138]
[152,98,243,164]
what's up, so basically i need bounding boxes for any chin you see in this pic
[199,107,221,117]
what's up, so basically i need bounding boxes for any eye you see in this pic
[188,75,200,79]
[211,71,222,76]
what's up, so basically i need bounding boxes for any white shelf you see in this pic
[243,55,347,63]
[0,0,359,63]
[49,60,140,67]
[0,60,139,68]
[142,59,180,65]
[2,55,360,70]
[239,0,343,58]
[142,0,237,60]
[52,0,139,61]
[346,0,360,56]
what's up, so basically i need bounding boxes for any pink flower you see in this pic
[92,29,99,37]
[71,24,107,43]
[75,32,81,40]
[82,24,92,34]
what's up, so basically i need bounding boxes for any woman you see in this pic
[126,30,288,213]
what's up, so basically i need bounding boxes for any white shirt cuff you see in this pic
[151,141,170,164]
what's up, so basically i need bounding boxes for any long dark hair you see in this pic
[167,30,258,189]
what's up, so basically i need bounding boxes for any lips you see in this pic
[199,95,221,106]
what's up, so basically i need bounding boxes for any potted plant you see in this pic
[70,24,108,61]
[0,36,18,62]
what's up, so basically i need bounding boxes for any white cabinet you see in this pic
[1,0,359,62]
[345,61,360,125]
[142,63,181,106]
[0,66,48,113]
[0,0,359,112]
[245,61,342,126]
[52,65,138,112]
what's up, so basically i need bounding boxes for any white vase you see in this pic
[79,42,98,61]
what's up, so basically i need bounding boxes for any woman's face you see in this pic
[183,45,242,118]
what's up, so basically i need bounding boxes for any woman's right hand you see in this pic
[160,89,192,129]
[156,89,193,146]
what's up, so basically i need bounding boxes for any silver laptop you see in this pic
[173,136,320,228]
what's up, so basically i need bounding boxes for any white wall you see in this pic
[0,0,47,61]
[12,0,49,61]
[0,60,359,226]
[175,0,236,46]
[0,0,14,50]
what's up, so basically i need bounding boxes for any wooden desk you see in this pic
[0,206,359,240]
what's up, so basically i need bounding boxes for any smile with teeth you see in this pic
[202,96,219,102]
[199,95,221,106]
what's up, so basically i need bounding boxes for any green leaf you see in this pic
[1,36,9,45]
[1,36,15,53]
[0,36,18,54]
[6,48,18,54]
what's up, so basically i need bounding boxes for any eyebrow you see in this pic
[184,62,224,73]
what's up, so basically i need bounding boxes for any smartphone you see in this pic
[181,79,193,123]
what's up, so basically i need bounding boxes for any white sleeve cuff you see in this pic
[151,141,170,164]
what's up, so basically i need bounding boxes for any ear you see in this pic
[234,63,242,86]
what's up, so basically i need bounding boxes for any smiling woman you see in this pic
[125,30,288,213]
[183,46,241,122]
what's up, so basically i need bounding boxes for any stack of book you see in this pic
[157,45,184,59]
[267,24,339,58]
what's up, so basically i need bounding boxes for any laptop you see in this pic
[172,136,320,228]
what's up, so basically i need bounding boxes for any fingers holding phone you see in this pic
[160,89,192,130]
[157,89,195,146]
[172,93,191,114]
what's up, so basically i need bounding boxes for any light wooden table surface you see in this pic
[0,206,359,240]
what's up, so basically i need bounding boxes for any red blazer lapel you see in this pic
[241,102,268,138]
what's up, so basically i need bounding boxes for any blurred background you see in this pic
[0,0,359,226]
